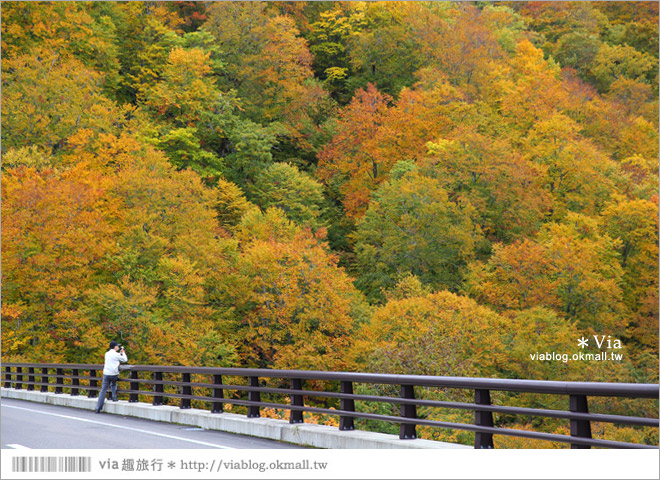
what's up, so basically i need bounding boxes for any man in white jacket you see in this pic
[95,341,128,413]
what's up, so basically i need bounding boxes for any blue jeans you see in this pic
[96,375,119,411]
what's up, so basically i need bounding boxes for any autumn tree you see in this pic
[465,213,627,336]
[316,84,391,218]
[523,113,621,218]
[231,208,365,371]
[1,48,129,153]
[353,289,509,377]
[601,197,659,350]
[142,47,218,126]
[488,40,570,133]
[90,146,239,366]
[425,127,551,242]
[203,1,327,140]
[0,1,121,94]
[1,163,119,361]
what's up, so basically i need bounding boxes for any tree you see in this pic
[601,197,659,350]
[490,40,570,133]
[1,163,119,361]
[214,178,254,229]
[250,163,327,230]
[425,127,551,242]
[354,169,483,301]
[523,113,620,218]
[353,290,509,377]
[346,2,427,96]
[231,208,363,371]
[590,43,656,92]
[112,1,181,103]
[98,146,239,366]
[465,213,627,335]
[554,31,602,78]
[0,1,121,94]
[306,3,366,102]
[142,47,219,126]
[203,1,327,138]
[1,48,126,153]
[152,128,224,182]
[427,3,505,91]
[316,84,391,218]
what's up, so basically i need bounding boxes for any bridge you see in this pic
[2,362,658,449]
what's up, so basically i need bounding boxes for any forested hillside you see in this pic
[1,1,658,445]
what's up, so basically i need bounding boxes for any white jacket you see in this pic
[103,349,128,376]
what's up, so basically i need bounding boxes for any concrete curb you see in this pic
[1,388,470,449]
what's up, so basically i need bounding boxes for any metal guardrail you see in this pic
[2,362,658,449]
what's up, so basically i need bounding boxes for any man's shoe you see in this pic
[95,407,101,413]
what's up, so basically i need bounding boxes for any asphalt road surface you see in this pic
[1,398,306,449]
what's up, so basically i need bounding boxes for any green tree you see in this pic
[354,169,483,301]
[590,43,656,92]
[112,1,181,103]
[251,163,327,230]
[152,128,224,182]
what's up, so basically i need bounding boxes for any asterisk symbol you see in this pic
[168,461,176,469]
[578,337,589,349]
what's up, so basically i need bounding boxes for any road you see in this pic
[1,398,306,449]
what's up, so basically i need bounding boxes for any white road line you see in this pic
[6,444,31,450]
[3,405,233,449]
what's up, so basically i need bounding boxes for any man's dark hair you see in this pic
[109,340,119,350]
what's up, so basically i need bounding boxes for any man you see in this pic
[95,341,128,413]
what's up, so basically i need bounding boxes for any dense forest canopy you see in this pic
[1,1,658,445]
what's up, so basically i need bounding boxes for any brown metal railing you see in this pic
[2,362,658,449]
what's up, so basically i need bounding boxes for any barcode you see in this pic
[12,456,91,473]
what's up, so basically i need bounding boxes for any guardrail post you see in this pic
[129,370,139,402]
[55,368,64,394]
[399,384,417,439]
[475,389,494,449]
[339,381,355,431]
[41,368,49,393]
[290,378,304,424]
[16,367,23,390]
[569,394,592,449]
[28,367,35,391]
[181,373,191,409]
[71,369,79,396]
[247,376,261,418]
[3,366,11,388]
[212,374,224,413]
[88,369,98,398]
[153,372,164,406]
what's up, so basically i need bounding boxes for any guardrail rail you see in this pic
[2,362,658,449]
